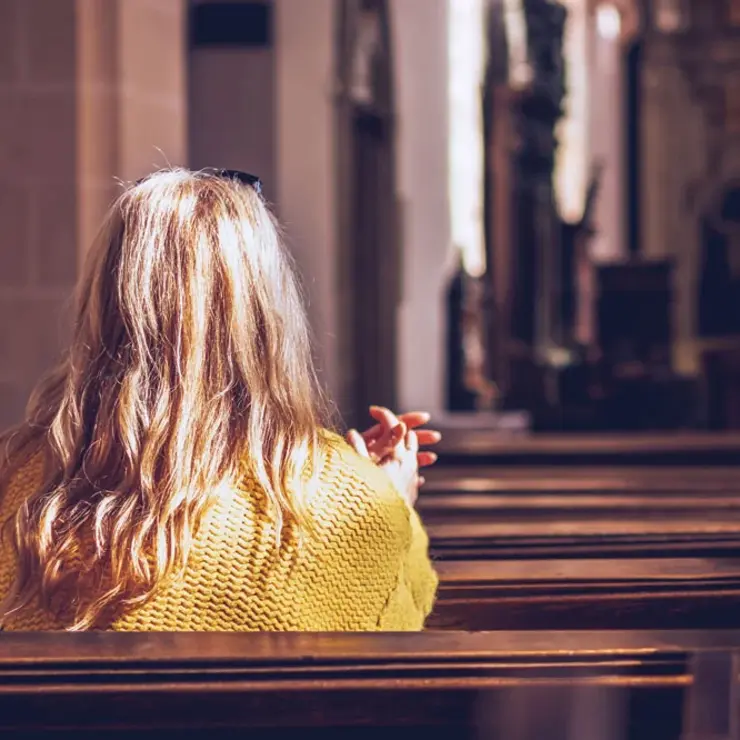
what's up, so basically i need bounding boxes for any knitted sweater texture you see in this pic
[0,432,438,631]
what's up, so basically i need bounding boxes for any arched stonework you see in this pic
[335,0,399,427]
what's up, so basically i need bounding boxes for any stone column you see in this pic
[273,0,453,415]
[274,0,340,403]
[393,0,451,414]
[0,0,187,430]
[77,0,187,256]
[0,0,79,427]
[640,34,710,375]
[640,40,675,262]
[588,2,627,263]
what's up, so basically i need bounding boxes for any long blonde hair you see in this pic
[0,168,330,630]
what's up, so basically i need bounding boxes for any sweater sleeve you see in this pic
[314,433,438,631]
[377,502,439,631]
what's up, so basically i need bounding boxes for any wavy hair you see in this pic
[0,168,330,630]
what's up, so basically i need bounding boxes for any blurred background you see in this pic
[1,0,739,435]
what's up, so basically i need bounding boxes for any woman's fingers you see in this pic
[417,451,438,467]
[415,429,442,446]
[361,422,385,442]
[405,429,419,456]
[346,429,370,458]
[365,409,439,448]
[362,407,441,473]
[368,405,401,430]
[365,407,403,450]
[398,411,431,429]
[363,409,433,441]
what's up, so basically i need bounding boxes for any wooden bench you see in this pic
[420,465,740,629]
[430,558,740,629]
[2,630,739,740]
[419,466,740,559]
[434,430,740,467]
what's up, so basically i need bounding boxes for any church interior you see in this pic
[3,0,740,737]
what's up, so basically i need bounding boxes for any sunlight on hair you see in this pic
[0,168,330,630]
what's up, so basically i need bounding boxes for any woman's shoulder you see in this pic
[314,428,409,530]
[317,428,397,494]
[0,445,45,508]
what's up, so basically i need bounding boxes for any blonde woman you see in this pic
[0,168,439,632]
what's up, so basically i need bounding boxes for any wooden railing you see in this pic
[2,630,739,739]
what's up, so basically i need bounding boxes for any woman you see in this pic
[0,168,439,631]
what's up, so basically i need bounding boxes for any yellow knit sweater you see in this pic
[0,432,438,631]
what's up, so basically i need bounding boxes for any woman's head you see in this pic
[0,168,329,629]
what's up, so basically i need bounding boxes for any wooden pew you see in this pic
[430,558,740,629]
[434,430,740,467]
[419,466,740,559]
[419,465,740,629]
[2,630,739,740]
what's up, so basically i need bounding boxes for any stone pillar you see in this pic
[273,0,453,415]
[640,48,676,354]
[557,0,590,226]
[393,0,451,414]
[0,0,187,430]
[274,0,340,403]
[0,0,78,427]
[640,35,709,374]
[588,2,627,263]
[77,0,187,255]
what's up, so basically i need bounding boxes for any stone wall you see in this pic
[0,0,187,430]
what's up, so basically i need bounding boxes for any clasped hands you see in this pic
[346,406,441,506]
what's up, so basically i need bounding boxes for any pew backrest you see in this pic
[0,630,738,739]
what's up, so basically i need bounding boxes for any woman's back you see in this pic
[0,431,437,631]
[0,169,437,631]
